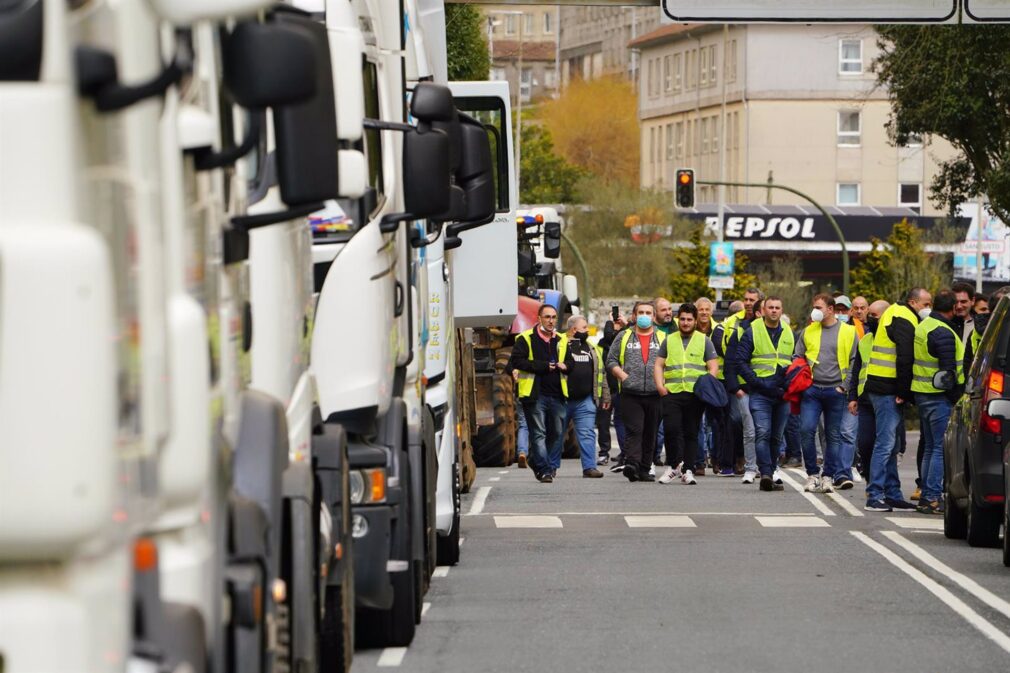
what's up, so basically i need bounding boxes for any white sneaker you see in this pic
[804,475,819,492]
[681,470,697,485]
[649,464,656,477]
[853,471,865,483]
[741,471,757,484]
[658,467,678,484]
[816,476,835,493]
[772,469,784,485]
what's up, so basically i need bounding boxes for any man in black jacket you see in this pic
[597,312,628,467]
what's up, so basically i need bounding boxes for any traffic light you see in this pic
[675,168,695,209]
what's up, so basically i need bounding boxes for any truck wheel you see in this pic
[356,563,417,648]
[473,350,517,467]
[944,490,967,540]
[321,582,353,673]
[966,479,1001,548]
[436,466,461,566]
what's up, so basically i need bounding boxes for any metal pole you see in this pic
[976,197,984,293]
[715,24,728,303]
[561,229,591,310]
[699,179,850,294]
[516,14,523,199]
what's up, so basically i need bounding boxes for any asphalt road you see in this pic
[356,438,1010,672]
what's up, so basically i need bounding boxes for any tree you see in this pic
[753,255,811,322]
[445,4,489,81]
[849,219,953,301]
[875,26,1010,221]
[667,225,757,303]
[539,77,639,186]
[519,124,584,203]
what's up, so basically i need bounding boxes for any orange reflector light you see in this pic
[335,542,344,560]
[134,538,157,573]
[990,370,1004,394]
[272,578,287,604]
[369,470,386,502]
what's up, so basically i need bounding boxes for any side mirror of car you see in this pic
[222,21,317,108]
[402,127,451,218]
[543,221,562,259]
[987,398,1010,421]
[932,370,955,392]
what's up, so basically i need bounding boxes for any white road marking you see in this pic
[433,566,450,578]
[624,515,697,528]
[458,536,465,548]
[826,491,865,517]
[421,602,431,617]
[755,516,830,528]
[851,531,1010,655]
[886,516,944,531]
[498,470,509,474]
[489,477,501,482]
[466,487,491,516]
[377,647,407,667]
[778,469,837,517]
[494,515,563,528]
[882,531,1010,621]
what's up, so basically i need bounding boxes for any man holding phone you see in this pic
[511,303,568,483]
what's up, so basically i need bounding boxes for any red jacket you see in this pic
[783,358,813,414]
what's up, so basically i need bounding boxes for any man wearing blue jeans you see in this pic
[794,293,858,493]
[563,316,610,478]
[911,291,964,514]
[734,296,794,492]
[863,288,932,511]
[510,303,568,483]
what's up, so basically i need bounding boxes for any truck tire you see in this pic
[944,490,967,540]
[321,582,353,673]
[436,465,461,566]
[966,479,1001,548]
[473,350,517,467]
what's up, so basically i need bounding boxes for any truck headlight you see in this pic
[350,468,386,504]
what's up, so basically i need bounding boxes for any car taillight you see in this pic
[981,370,1005,435]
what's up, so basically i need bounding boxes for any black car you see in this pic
[943,296,1007,549]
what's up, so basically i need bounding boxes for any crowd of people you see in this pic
[509,281,1003,513]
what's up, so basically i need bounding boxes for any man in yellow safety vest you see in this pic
[509,303,567,483]
[721,289,764,484]
[846,300,892,481]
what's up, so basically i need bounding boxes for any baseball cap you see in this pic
[834,295,852,309]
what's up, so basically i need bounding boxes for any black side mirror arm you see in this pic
[379,212,417,234]
[231,201,324,231]
[76,46,184,112]
[192,113,262,171]
[443,212,496,250]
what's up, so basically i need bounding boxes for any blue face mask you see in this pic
[636,315,653,329]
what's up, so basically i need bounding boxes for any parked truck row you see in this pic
[0,0,518,671]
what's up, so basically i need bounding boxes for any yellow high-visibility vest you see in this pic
[857,333,873,398]
[663,331,709,394]
[516,329,568,399]
[911,317,965,394]
[803,321,857,384]
[866,304,917,379]
[750,320,795,378]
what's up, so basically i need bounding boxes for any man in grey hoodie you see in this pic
[607,301,666,482]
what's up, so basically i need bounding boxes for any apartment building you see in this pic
[558,6,658,85]
[631,23,956,215]
[485,4,560,103]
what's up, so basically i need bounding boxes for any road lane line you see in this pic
[826,491,865,517]
[421,602,431,617]
[489,477,501,482]
[377,647,407,667]
[851,531,1010,655]
[466,487,491,516]
[433,566,450,578]
[624,515,696,528]
[886,516,944,531]
[494,515,563,528]
[498,470,509,474]
[755,516,830,528]
[882,531,1010,621]
[458,536,465,548]
[778,469,837,517]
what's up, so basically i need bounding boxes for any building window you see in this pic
[650,127,657,168]
[663,55,672,92]
[686,49,696,90]
[675,121,684,159]
[839,38,863,74]
[708,45,717,85]
[837,110,861,146]
[505,14,517,36]
[523,12,534,36]
[543,11,553,34]
[701,117,709,154]
[699,47,709,86]
[673,53,682,91]
[837,183,860,206]
[902,132,924,147]
[899,183,922,212]
[491,67,506,81]
[666,123,674,160]
[710,114,719,154]
[544,69,557,89]
[726,40,737,82]
[520,67,532,102]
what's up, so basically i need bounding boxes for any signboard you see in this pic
[663,0,959,23]
[709,242,735,290]
[954,203,1010,283]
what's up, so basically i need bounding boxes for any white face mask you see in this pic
[837,314,850,323]
[918,307,932,321]
[810,308,825,323]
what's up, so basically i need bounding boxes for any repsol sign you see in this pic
[704,215,815,240]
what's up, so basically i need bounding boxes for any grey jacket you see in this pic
[605,328,664,396]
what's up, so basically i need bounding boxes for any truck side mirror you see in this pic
[222,21,317,108]
[411,82,456,123]
[543,221,562,259]
[455,116,495,222]
[932,370,954,391]
[987,398,1010,420]
[403,127,451,218]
